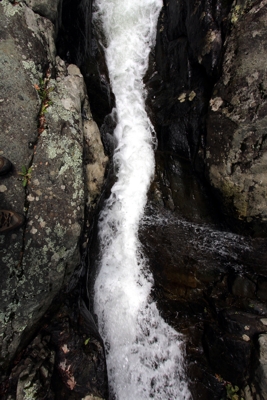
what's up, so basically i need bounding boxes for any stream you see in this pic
[92,0,191,398]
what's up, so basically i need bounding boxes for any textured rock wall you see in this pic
[0,0,107,385]
[144,0,267,398]
[146,0,232,159]
[24,0,63,29]
[206,1,267,233]
[147,0,267,234]
[57,0,114,128]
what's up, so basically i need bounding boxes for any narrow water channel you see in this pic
[93,0,191,399]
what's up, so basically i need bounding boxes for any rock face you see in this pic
[147,0,267,234]
[0,0,107,396]
[142,188,267,399]
[57,0,115,128]
[146,0,231,160]
[24,0,63,28]
[143,0,267,398]
[206,2,267,233]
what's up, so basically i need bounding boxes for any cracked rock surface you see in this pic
[0,0,107,384]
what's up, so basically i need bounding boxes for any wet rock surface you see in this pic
[144,3,267,394]
[2,294,107,400]
[46,299,107,400]
[146,0,233,160]
[141,153,267,399]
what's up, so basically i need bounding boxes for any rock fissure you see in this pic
[0,1,108,398]
[15,66,55,281]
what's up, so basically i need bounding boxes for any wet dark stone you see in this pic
[81,38,115,128]
[1,290,108,400]
[57,0,93,66]
[257,281,267,302]
[203,324,252,386]
[140,177,267,397]
[150,152,224,225]
[146,0,267,235]
[231,276,257,299]
[188,360,226,400]
[146,0,234,163]
[46,296,108,400]
[219,310,267,338]
[1,334,55,400]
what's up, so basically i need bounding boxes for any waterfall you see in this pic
[93,0,191,398]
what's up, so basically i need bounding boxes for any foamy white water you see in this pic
[93,1,191,398]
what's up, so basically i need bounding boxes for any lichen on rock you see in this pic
[206,2,267,232]
[0,0,107,385]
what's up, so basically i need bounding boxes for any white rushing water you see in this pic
[93,0,191,398]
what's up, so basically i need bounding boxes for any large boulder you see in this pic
[0,0,107,378]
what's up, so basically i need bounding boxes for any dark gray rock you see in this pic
[144,2,267,392]
[257,281,267,302]
[6,334,55,400]
[147,0,267,234]
[0,0,107,385]
[231,276,257,298]
[255,334,267,399]
[46,300,108,400]
[206,2,267,231]
[24,0,62,26]
[140,197,267,398]
[2,299,107,399]
[146,0,233,160]
[56,0,115,128]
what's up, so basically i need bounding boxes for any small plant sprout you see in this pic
[34,68,53,134]
[19,165,32,187]
[225,383,244,400]
[215,374,244,400]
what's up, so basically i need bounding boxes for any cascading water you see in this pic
[93,0,191,398]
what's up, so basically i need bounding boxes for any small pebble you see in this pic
[0,185,7,193]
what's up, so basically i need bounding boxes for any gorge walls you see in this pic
[1,0,267,399]
[147,0,267,236]
[142,1,267,398]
